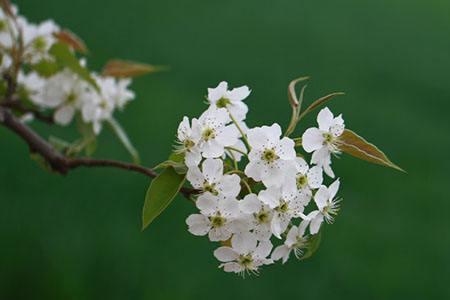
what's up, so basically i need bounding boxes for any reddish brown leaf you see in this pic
[54,30,88,53]
[102,60,166,78]
[339,129,404,172]
[299,92,345,120]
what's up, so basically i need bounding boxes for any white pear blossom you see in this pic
[18,71,46,101]
[308,179,341,234]
[239,194,273,241]
[207,81,250,121]
[186,193,243,241]
[271,220,309,263]
[81,89,115,135]
[302,107,344,177]
[95,76,135,110]
[36,69,90,125]
[258,187,309,238]
[177,116,202,167]
[245,123,297,188]
[20,18,59,63]
[284,157,323,199]
[214,232,273,275]
[186,158,241,198]
[191,107,239,158]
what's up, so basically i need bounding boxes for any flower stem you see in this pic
[227,109,251,152]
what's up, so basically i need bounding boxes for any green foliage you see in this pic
[301,231,322,260]
[49,43,98,90]
[154,152,187,175]
[340,129,404,172]
[31,60,60,77]
[107,118,140,164]
[142,167,186,231]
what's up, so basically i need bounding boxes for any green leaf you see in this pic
[301,231,322,260]
[154,152,187,175]
[49,43,98,90]
[107,118,140,164]
[142,167,186,230]
[74,117,97,156]
[31,60,61,77]
[298,92,345,120]
[339,129,405,172]
[102,59,168,78]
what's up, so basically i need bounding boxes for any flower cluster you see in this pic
[178,81,345,275]
[0,4,134,134]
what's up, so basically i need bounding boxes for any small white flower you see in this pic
[186,158,241,198]
[239,194,273,241]
[81,89,115,135]
[214,232,273,275]
[186,193,242,241]
[20,18,60,63]
[308,179,341,235]
[271,220,309,263]
[191,107,239,158]
[258,187,309,239]
[95,76,135,110]
[38,69,90,126]
[283,157,323,199]
[177,116,202,167]
[302,107,345,178]
[245,123,297,188]
[207,81,250,121]
[17,71,46,103]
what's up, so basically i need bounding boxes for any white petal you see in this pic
[54,105,75,126]
[277,137,296,160]
[271,213,290,239]
[240,194,262,214]
[328,179,340,199]
[317,107,334,131]
[222,262,242,273]
[314,186,329,210]
[285,226,299,247]
[217,174,241,198]
[228,85,250,101]
[247,127,268,149]
[214,247,238,262]
[186,166,204,189]
[232,232,257,254]
[202,158,223,184]
[258,188,280,209]
[254,240,273,259]
[244,161,263,182]
[307,166,323,189]
[309,213,324,235]
[207,81,228,102]
[219,198,240,218]
[265,123,282,142]
[201,140,224,158]
[271,245,289,262]
[185,150,202,167]
[177,116,191,141]
[302,128,325,153]
[216,125,239,147]
[296,157,309,175]
[186,214,210,236]
[196,194,219,215]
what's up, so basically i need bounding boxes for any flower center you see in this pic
[33,36,47,51]
[276,200,289,213]
[296,175,308,189]
[183,139,195,150]
[67,92,77,104]
[323,132,334,144]
[216,97,231,108]
[256,211,270,224]
[238,254,253,268]
[210,214,225,228]
[203,182,218,195]
[322,200,340,223]
[100,99,109,109]
[261,148,278,163]
[0,20,7,32]
[202,127,216,141]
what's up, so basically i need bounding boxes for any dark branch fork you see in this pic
[0,94,197,199]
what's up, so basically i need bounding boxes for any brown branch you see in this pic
[0,106,198,199]
[1,99,54,124]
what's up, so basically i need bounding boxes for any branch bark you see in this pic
[0,106,197,198]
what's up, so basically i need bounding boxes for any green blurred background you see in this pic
[1,0,449,299]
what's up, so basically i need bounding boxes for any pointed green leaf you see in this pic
[301,231,322,260]
[142,167,186,230]
[298,92,345,120]
[49,43,98,90]
[31,60,61,77]
[154,152,187,175]
[107,118,140,164]
[339,129,404,172]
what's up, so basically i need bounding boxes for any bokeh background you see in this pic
[1,0,449,299]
